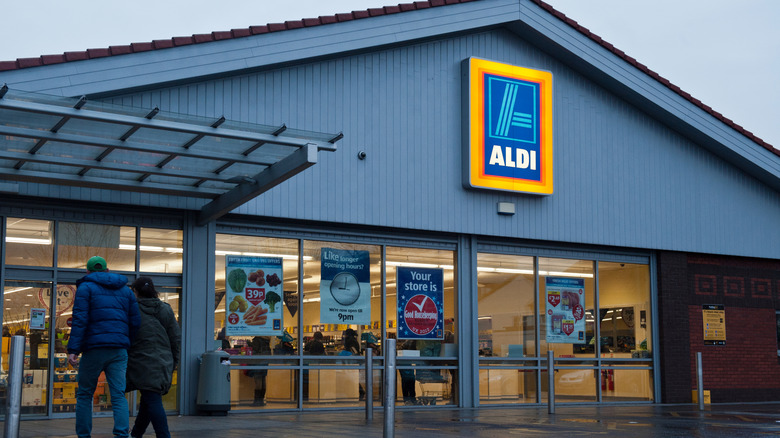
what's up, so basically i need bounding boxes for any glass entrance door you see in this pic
[1,279,54,417]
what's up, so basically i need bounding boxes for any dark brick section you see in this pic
[658,251,780,403]
[657,251,691,403]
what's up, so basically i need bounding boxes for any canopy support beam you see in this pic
[197,143,318,226]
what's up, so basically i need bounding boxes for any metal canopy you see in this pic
[0,85,340,225]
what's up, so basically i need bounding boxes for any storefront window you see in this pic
[139,228,182,273]
[476,253,536,404]
[57,222,136,271]
[5,218,54,267]
[537,258,596,357]
[386,246,457,407]
[1,216,183,417]
[538,258,596,403]
[301,241,382,355]
[477,253,535,358]
[214,234,299,410]
[598,261,652,402]
[302,241,381,407]
[598,262,651,354]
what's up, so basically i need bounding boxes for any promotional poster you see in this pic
[225,255,283,336]
[396,267,444,340]
[545,277,585,344]
[319,248,371,325]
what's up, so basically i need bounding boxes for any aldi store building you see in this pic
[0,0,778,419]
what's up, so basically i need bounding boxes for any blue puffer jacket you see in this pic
[67,272,141,355]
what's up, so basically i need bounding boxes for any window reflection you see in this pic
[57,222,135,271]
[139,228,182,273]
[5,218,54,267]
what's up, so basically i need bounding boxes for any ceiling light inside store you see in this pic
[496,268,534,274]
[544,271,594,278]
[386,261,453,269]
[478,267,592,278]
[119,244,183,253]
[5,237,51,245]
[4,287,33,295]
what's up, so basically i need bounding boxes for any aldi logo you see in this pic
[463,58,553,194]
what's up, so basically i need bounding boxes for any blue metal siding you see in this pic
[102,29,780,259]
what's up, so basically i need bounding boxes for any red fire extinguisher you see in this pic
[601,370,615,391]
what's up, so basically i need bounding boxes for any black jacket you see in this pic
[125,297,181,394]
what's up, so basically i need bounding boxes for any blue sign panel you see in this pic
[396,267,444,340]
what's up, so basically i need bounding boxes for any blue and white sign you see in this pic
[396,267,444,340]
[320,248,371,325]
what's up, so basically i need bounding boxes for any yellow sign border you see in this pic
[466,58,553,194]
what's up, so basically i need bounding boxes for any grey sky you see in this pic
[2,0,777,147]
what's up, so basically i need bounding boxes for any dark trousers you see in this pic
[131,390,170,438]
[401,376,416,401]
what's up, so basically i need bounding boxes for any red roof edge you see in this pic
[0,0,477,74]
[529,0,777,156]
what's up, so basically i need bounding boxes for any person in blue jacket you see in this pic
[67,256,141,438]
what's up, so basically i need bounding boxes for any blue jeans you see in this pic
[75,348,129,438]
[131,390,170,438]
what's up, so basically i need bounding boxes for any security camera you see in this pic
[357,151,367,160]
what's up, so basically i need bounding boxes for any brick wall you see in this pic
[688,306,780,401]
[657,251,690,403]
[658,251,780,403]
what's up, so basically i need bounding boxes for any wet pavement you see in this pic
[4,403,780,437]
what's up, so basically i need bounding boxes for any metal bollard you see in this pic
[4,336,26,438]
[696,352,704,411]
[547,350,555,414]
[383,338,397,437]
[365,347,373,420]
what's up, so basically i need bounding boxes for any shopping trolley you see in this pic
[415,369,450,406]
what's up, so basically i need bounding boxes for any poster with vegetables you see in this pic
[225,255,283,337]
[545,277,585,344]
[319,248,371,325]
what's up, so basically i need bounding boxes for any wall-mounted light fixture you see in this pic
[497,202,516,215]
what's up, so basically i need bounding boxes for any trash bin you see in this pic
[196,350,231,415]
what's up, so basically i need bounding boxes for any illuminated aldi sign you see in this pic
[462,57,553,194]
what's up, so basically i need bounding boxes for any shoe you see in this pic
[252,399,265,406]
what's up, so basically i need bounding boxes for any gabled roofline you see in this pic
[527,0,777,158]
[0,1,477,70]
[0,0,776,158]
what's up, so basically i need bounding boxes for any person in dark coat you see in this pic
[125,277,181,438]
[399,340,418,405]
[302,332,326,402]
[248,336,271,406]
[68,256,141,438]
[341,329,364,400]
